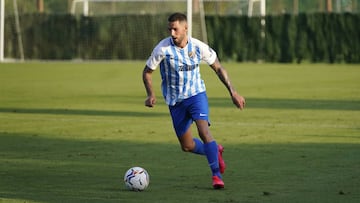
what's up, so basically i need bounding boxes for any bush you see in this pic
[5,13,360,63]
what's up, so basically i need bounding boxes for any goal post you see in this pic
[0,0,24,62]
[187,0,192,38]
[248,0,266,17]
[0,0,4,62]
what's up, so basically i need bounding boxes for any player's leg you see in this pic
[170,93,224,188]
[195,118,226,174]
[196,120,224,189]
[190,92,224,189]
[177,127,204,155]
[179,119,224,189]
[191,93,225,174]
[169,101,205,155]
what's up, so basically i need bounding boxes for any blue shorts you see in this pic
[169,92,210,137]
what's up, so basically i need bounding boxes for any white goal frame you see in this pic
[248,0,266,17]
[0,0,24,62]
[0,0,4,61]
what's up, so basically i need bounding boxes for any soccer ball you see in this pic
[124,167,150,191]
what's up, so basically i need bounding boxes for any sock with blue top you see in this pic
[191,138,205,155]
[204,140,221,178]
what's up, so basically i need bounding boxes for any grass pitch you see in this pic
[0,62,359,203]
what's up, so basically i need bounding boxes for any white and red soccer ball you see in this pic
[124,166,150,191]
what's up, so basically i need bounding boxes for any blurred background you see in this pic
[4,0,359,15]
[1,0,359,63]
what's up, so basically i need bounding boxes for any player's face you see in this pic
[168,20,188,48]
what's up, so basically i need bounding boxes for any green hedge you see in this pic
[4,13,359,63]
[77,14,169,60]
[207,13,359,63]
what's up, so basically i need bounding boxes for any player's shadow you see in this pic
[0,107,167,117]
[209,97,360,111]
[0,132,358,202]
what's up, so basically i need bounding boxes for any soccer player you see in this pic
[142,12,245,189]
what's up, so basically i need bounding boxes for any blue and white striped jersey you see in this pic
[146,37,217,106]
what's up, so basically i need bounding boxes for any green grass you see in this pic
[0,62,359,203]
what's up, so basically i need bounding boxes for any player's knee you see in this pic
[180,145,193,152]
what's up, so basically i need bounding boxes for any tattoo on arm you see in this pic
[143,66,154,96]
[211,60,235,96]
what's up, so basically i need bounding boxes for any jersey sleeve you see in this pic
[194,38,217,65]
[146,43,165,70]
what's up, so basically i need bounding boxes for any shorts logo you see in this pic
[199,113,207,117]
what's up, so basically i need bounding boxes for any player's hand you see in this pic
[231,92,245,110]
[145,96,156,107]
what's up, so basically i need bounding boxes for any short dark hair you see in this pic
[168,12,187,23]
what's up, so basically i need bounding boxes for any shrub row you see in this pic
[4,13,359,63]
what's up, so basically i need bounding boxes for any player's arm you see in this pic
[210,58,246,110]
[142,65,156,107]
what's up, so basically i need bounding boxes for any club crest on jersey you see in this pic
[188,51,195,58]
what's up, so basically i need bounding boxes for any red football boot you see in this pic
[218,145,226,174]
[212,176,224,189]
